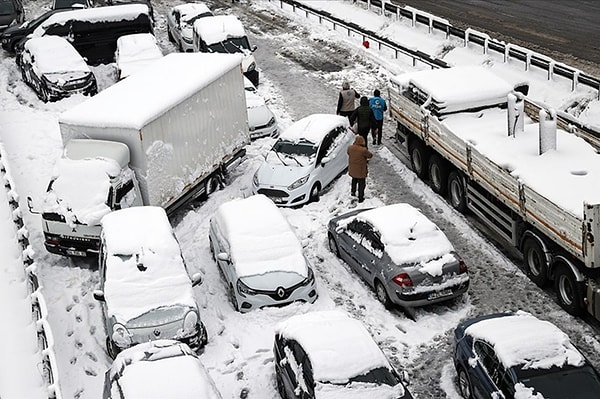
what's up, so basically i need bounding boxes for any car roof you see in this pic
[279,114,349,145]
[463,312,585,369]
[213,194,308,278]
[24,36,90,74]
[173,3,211,20]
[276,311,391,383]
[193,14,245,45]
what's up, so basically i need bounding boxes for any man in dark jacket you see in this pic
[347,135,373,203]
[349,96,377,149]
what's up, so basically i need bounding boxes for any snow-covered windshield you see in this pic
[182,12,212,27]
[207,37,250,54]
[270,139,317,167]
[345,367,400,386]
[519,365,600,399]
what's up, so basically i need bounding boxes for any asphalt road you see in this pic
[396,0,600,75]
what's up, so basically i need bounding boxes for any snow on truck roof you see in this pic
[194,15,246,45]
[24,36,90,75]
[59,52,243,130]
[101,207,197,322]
[465,312,584,369]
[280,114,349,144]
[213,195,308,278]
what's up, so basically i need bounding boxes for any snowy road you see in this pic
[1,1,600,398]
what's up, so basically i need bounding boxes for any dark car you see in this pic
[327,203,469,310]
[453,312,600,399]
[0,0,23,34]
[1,8,67,52]
[274,310,412,399]
[16,35,97,102]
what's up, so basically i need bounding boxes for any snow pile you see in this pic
[514,383,546,399]
[465,311,585,369]
[24,36,90,74]
[194,15,246,45]
[212,194,308,278]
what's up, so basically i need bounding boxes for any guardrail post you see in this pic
[411,11,416,27]
[572,71,579,91]
[483,38,488,55]
[526,53,531,71]
[548,61,554,80]
[396,7,400,21]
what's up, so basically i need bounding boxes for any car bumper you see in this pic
[236,281,317,313]
[249,125,277,140]
[44,233,100,257]
[253,180,313,207]
[391,277,470,307]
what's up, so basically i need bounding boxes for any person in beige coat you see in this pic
[347,135,373,203]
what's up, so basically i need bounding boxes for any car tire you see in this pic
[204,174,221,199]
[106,337,119,359]
[554,264,584,316]
[197,322,208,348]
[457,366,473,399]
[447,170,467,213]
[276,372,287,399]
[309,183,320,203]
[375,280,392,309]
[409,140,429,179]
[168,28,175,43]
[328,233,340,257]
[229,285,239,312]
[428,154,449,195]
[522,237,548,287]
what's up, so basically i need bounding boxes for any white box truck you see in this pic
[36,52,249,256]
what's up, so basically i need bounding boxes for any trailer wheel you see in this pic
[554,264,584,316]
[447,171,467,213]
[522,238,548,287]
[204,174,221,199]
[428,154,449,195]
[409,140,429,179]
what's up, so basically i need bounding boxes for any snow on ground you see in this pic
[1,0,600,398]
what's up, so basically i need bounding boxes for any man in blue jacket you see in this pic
[369,89,387,145]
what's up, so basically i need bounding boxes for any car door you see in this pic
[471,341,506,399]
[336,219,366,274]
[210,223,235,286]
[314,130,338,187]
[360,225,386,284]
[275,337,305,399]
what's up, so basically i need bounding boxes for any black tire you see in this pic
[554,264,584,316]
[229,285,239,312]
[276,372,287,399]
[447,170,467,213]
[197,322,208,348]
[428,154,449,195]
[168,28,174,43]
[309,183,320,203]
[375,280,392,308]
[522,237,548,287]
[328,233,340,257]
[106,337,119,359]
[409,140,429,179]
[204,174,220,199]
[457,366,473,399]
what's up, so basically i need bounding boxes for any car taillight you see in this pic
[459,259,468,274]
[392,273,413,287]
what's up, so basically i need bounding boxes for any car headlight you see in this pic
[112,323,132,348]
[252,171,259,187]
[303,266,315,285]
[182,311,198,336]
[237,279,258,296]
[247,62,256,72]
[288,175,309,190]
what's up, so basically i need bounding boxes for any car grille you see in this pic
[257,188,289,198]
[57,236,98,250]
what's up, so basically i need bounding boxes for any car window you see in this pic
[474,341,502,388]
[497,368,515,398]
[363,228,384,257]
[289,340,314,396]
[347,220,366,244]
[114,179,135,209]
[316,130,336,164]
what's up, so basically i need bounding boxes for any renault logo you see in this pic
[153,329,161,337]
[276,287,285,299]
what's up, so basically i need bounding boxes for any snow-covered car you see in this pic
[52,0,92,9]
[252,114,353,207]
[16,35,97,102]
[274,310,413,399]
[103,340,223,399]
[244,77,277,139]
[453,312,600,399]
[209,194,317,313]
[93,206,207,358]
[327,203,469,309]
[0,0,24,33]
[192,14,259,86]
[166,2,212,52]
[115,32,163,79]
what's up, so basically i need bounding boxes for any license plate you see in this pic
[428,289,452,301]
[66,249,87,257]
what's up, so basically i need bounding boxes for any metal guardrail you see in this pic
[0,147,62,399]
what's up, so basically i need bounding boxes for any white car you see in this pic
[103,340,223,399]
[244,77,277,139]
[115,33,163,79]
[252,114,353,207]
[209,194,317,312]
[166,2,212,52]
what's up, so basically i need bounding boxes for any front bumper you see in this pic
[236,280,317,313]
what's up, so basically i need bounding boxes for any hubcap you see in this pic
[558,275,574,305]
[527,249,543,276]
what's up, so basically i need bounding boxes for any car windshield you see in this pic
[519,365,600,399]
[0,1,15,13]
[346,367,401,387]
[207,37,251,54]
[271,139,317,166]
[182,12,211,27]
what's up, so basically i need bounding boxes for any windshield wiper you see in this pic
[273,150,288,166]
[286,154,303,167]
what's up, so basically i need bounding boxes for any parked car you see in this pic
[115,32,162,79]
[16,35,97,102]
[209,194,317,313]
[166,2,212,52]
[193,14,259,85]
[453,312,600,399]
[252,114,353,206]
[52,0,92,9]
[1,8,67,52]
[0,0,24,33]
[93,206,207,358]
[274,310,413,399]
[244,77,277,139]
[103,340,223,399]
[327,203,469,309]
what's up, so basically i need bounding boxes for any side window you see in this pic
[347,220,366,244]
[363,227,384,257]
[290,341,314,396]
[497,368,515,398]
[316,131,335,164]
[474,341,502,388]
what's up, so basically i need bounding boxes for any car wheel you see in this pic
[204,174,220,199]
[409,140,429,179]
[276,372,287,399]
[328,233,340,257]
[428,154,449,195]
[106,337,119,359]
[554,264,584,315]
[522,237,548,287]
[229,285,239,312]
[309,183,320,203]
[375,280,392,309]
[168,28,174,43]
[209,236,216,261]
[457,366,473,399]
[447,170,467,213]
[197,322,208,348]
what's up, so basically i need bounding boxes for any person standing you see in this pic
[369,89,387,145]
[349,96,376,148]
[336,81,360,119]
[347,135,373,203]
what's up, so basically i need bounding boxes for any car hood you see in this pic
[241,270,306,291]
[124,305,195,328]
[247,102,274,128]
[0,15,16,26]
[256,160,312,187]
[315,382,408,399]
[1,21,26,36]
[44,71,90,85]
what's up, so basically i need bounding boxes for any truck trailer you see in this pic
[39,52,249,256]
[389,65,600,320]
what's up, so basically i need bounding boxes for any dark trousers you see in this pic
[351,177,366,202]
[372,119,383,144]
[339,110,354,120]
[357,129,369,149]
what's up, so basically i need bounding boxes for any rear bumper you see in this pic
[392,278,469,307]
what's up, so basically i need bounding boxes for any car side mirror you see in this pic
[93,289,105,302]
[321,156,331,165]
[217,252,230,262]
[191,272,203,287]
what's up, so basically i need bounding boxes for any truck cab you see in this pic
[41,139,142,256]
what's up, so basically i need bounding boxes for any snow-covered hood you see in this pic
[315,382,406,399]
[247,100,274,129]
[43,71,90,86]
[255,159,313,187]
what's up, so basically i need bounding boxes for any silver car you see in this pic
[327,203,469,309]
[209,194,317,312]
[166,3,212,52]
